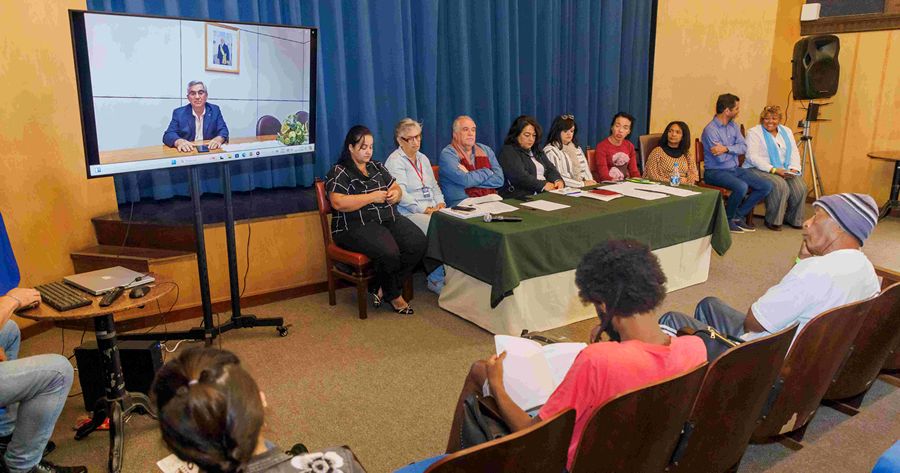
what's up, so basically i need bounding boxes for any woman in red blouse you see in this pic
[594,112,639,181]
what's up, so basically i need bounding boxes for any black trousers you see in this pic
[332,216,427,301]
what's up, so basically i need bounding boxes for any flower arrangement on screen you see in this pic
[277,114,308,145]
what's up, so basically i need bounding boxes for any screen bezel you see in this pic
[68,9,318,179]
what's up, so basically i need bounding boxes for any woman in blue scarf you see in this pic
[742,105,807,230]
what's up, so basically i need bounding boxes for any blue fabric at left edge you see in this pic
[0,212,21,294]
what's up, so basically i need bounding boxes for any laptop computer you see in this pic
[64,266,155,295]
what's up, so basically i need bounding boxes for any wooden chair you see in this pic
[313,178,375,319]
[586,148,596,179]
[568,363,708,473]
[432,164,440,185]
[424,408,576,473]
[750,296,876,449]
[638,133,662,173]
[823,278,900,414]
[667,324,798,473]
[878,267,900,379]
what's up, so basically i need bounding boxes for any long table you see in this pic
[425,186,731,334]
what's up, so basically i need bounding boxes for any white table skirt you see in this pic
[438,235,713,335]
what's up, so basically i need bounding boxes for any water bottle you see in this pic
[669,162,681,187]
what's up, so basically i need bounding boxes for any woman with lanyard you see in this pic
[385,118,447,294]
[326,125,427,314]
[742,105,806,231]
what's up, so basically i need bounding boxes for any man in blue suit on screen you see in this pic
[162,80,229,153]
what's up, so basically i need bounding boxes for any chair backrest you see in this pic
[752,296,875,441]
[638,133,662,172]
[877,268,900,371]
[294,110,309,124]
[432,164,440,185]
[569,363,708,473]
[586,147,596,178]
[826,282,900,401]
[669,324,797,472]
[313,179,333,246]
[425,408,576,473]
[694,138,706,182]
[257,115,282,136]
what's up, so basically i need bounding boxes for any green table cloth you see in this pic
[426,186,731,307]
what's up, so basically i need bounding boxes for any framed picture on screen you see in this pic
[205,23,240,73]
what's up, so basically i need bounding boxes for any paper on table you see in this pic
[439,208,485,219]
[521,200,571,211]
[630,183,699,197]
[459,194,503,206]
[476,201,519,214]
[601,183,669,200]
[483,335,586,411]
[548,187,584,196]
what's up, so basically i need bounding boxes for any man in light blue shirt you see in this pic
[437,116,504,207]
[701,93,773,233]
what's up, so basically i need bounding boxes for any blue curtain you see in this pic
[88,0,652,203]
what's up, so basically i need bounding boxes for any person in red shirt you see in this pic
[594,112,640,181]
[444,240,707,471]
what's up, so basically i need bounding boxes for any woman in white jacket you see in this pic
[542,115,596,187]
[742,105,806,231]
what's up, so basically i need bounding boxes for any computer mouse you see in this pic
[129,286,150,299]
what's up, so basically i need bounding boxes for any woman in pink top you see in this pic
[594,112,639,181]
[444,240,707,471]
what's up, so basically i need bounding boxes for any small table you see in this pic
[17,276,174,473]
[868,151,900,220]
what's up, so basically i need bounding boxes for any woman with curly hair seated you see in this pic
[153,347,365,473]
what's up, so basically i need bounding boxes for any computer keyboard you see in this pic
[35,281,93,312]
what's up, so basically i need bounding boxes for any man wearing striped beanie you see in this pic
[659,193,880,351]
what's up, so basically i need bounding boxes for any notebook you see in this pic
[64,266,154,295]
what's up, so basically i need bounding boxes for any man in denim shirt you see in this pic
[701,93,773,233]
[437,116,504,207]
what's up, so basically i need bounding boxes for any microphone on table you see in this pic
[483,213,522,223]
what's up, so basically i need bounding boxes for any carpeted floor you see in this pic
[17,211,900,473]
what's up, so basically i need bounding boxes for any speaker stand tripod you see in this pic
[798,118,824,200]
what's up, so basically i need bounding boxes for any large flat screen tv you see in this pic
[69,10,317,178]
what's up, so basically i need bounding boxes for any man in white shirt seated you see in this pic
[659,193,881,345]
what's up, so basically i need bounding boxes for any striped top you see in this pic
[643,146,699,185]
[325,161,397,234]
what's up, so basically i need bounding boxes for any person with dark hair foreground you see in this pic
[643,121,698,185]
[153,347,365,473]
[0,288,86,473]
[326,125,427,315]
[659,193,880,345]
[497,115,564,199]
[444,240,706,471]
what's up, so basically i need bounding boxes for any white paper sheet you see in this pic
[476,201,519,214]
[484,335,586,410]
[548,187,584,197]
[630,183,700,197]
[521,200,571,211]
[438,208,485,219]
[601,183,669,200]
[459,194,503,206]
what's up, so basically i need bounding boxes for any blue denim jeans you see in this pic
[704,167,774,220]
[0,320,74,473]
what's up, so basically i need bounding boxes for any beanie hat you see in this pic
[812,193,879,246]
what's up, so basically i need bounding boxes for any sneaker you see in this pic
[28,459,87,473]
[735,219,756,232]
[728,221,745,233]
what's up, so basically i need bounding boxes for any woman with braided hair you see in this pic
[152,347,364,473]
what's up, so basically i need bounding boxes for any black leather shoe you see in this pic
[28,459,88,473]
[764,222,782,231]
